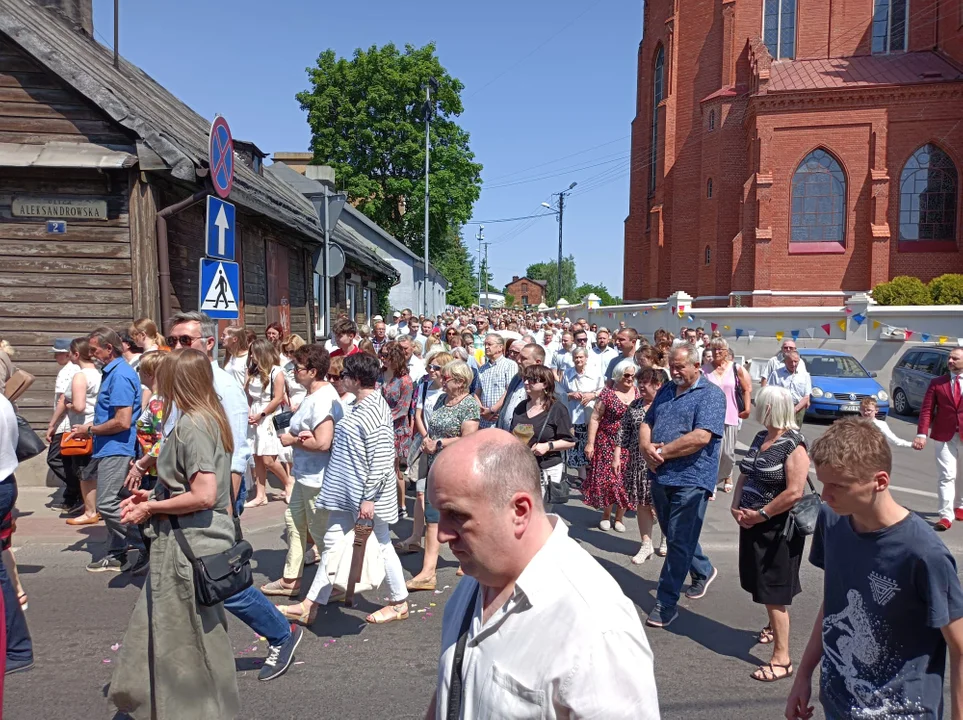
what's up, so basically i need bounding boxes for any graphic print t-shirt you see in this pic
[810,505,963,719]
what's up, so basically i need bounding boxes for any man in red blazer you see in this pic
[914,347,963,530]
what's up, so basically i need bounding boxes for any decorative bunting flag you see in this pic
[671,306,676,314]
[633,312,638,317]
[791,330,800,341]
[687,314,694,322]
[845,307,853,315]
[775,331,784,342]
[806,328,815,339]
[905,330,913,340]
[922,333,931,342]
[724,325,731,331]
[711,322,718,332]
[643,310,648,315]
[939,336,948,344]
[822,324,832,335]
[852,313,866,325]
[836,319,847,332]
[748,330,756,341]
[872,320,881,330]
[651,305,658,310]
[736,329,744,339]
[677,311,685,318]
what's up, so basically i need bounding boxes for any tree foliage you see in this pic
[526,255,577,305]
[298,42,483,266]
[871,276,933,305]
[574,282,622,307]
[929,274,963,305]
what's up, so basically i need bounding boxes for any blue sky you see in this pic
[91,0,641,296]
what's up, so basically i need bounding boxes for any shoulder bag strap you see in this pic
[446,584,481,720]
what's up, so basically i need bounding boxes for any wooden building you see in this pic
[0,0,397,430]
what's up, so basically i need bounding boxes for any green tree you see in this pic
[504,292,517,308]
[929,274,963,305]
[526,255,577,305]
[871,276,932,305]
[298,43,482,263]
[574,282,622,306]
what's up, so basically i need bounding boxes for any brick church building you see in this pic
[623,0,963,305]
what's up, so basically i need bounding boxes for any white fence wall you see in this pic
[565,291,963,388]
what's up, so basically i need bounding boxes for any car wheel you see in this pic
[892,388,910,415]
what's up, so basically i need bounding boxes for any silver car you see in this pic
[889,346,950,415]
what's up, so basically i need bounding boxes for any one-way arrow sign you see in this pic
[205,196,235,260]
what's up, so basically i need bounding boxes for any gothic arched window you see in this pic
[899,144,958,242]
[790,149,846,244]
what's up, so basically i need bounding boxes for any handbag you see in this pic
[732,363,746,414]
[782,476,822,540]
[533,408,570,505]
[60,431,93,456]
[4,368,34,403]
[326,522,385,603]
[169,467,253,607]
[15,415,45,462]
[272,410,294,433]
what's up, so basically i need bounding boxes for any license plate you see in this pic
[840,404,859,412]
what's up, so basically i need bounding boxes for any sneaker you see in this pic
[130,551,150,576]
[613,521,626,533]
[599,519,611,531]
[86,556,128,573]
[632,538,654,565]
[656,536,668,557]
[935,518,953,532]
[685,567,719,600]
[5,657,34,676]
[955,508,963,522]
[645,604,678,628]
[258,624,304,682]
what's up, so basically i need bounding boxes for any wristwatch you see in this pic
[548,441,555,451]
[435,439,444,453]
[758,508,771,521]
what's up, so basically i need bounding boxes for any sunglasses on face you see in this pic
[166,334,202,348]
[429,364,443,371]
[295,365,308,372]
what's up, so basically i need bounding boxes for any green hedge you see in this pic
[929,274,963,305]
[871,276,933,305]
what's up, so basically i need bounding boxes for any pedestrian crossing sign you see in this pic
[199,258,239,319]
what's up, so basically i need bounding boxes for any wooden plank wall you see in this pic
[288,245,309,340]
[0,168,133,427]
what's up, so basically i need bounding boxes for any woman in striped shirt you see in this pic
[281,352,409,626]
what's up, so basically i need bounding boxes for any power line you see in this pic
[464,212,556,224]
[483,135,629,183]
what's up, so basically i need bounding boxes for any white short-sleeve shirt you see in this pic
[289,383,343,488]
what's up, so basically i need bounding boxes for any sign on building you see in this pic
[12,197,108,220]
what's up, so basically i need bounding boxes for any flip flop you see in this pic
[751,662,793,682]
[366,603,409,624]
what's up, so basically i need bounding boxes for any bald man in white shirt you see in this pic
[426,430,660,719]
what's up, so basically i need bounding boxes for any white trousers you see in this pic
[937,436,963,521]
[305,509,409,605]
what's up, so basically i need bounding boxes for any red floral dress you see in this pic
[582,386,640,510]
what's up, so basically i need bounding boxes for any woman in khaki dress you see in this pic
[109,348,240,719]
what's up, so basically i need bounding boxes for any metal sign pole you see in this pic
[323,184,330,338]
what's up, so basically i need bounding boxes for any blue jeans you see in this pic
[224,585,290,647]
[651,482,714,612]
[0,477,32,663]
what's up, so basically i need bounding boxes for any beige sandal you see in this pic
[365,603,409,625]
[280,602,317,625]
[260,579,299,597]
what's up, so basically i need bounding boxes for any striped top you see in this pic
[317,390,399,523]
[738,429,806,511]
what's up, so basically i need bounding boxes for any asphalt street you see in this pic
[4,411,959,720]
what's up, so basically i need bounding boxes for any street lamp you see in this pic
[544,182,577,304]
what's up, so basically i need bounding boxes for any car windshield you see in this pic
[804,354,869,379]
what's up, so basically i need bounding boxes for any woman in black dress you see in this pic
[731,385,809,683]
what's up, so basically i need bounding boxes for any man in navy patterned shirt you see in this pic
[640,343,727,628]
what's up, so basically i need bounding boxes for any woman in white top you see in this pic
[562,348,604,486]
[261,344,343,597]
[220,325,250,390]
[245,338,293,507]
[394,352,451,555]
[61,338,102,525]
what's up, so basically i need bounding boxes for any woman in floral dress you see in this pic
[614,366,667,564]
[379,342,414,518]
[583,358,640,532]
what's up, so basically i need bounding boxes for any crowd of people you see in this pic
[0,305,961,718]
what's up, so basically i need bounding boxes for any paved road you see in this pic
[4,412,958,720]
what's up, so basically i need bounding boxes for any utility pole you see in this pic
[476,225,484,305]
[545,182,577,305]
[423,77,438,318]
[481,241,492,309]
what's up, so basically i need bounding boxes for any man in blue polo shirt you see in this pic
[70,327,142,573]
[640,343,727,628]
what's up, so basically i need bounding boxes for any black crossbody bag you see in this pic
[169,475,253,607]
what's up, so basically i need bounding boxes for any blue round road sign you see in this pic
[209,116,234,199]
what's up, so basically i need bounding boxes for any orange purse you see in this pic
[60,432,92,456]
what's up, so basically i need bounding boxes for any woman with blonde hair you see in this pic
[109,349,240,718]
[245,338,293,506]
[221,325,250,390]
[60,338,102,527]
[129,318,164,354]
[702,336,752,494]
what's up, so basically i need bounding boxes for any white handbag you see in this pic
[326,527,386,594]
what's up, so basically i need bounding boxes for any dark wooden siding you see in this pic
[288,245,309,340]
[0,38,131,146]
[0,168,132,427]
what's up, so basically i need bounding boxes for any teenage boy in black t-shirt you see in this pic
[787,417,963,720]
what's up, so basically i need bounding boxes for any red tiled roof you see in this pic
[766,51,963,92]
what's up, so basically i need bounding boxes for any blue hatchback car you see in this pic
[799,349,890,418]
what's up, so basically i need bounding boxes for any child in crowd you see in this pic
[858,397,912,448]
